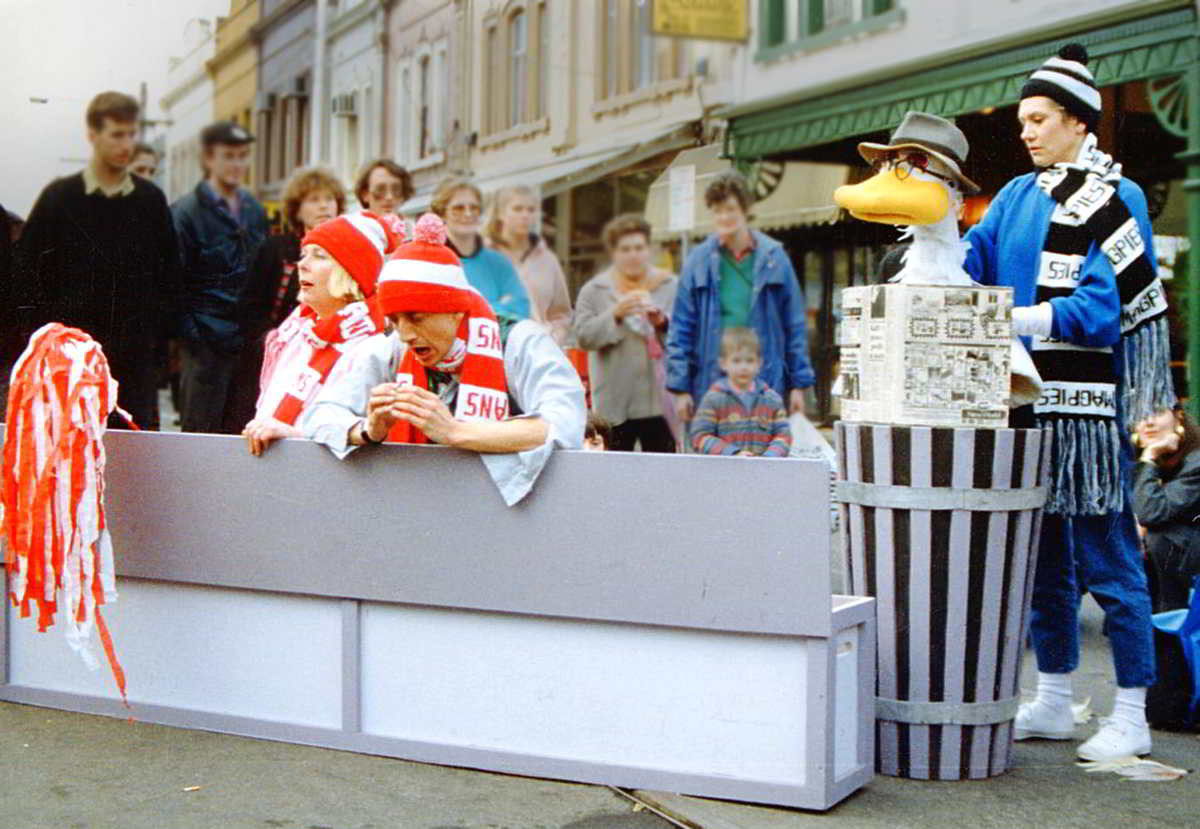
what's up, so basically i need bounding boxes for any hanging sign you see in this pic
[668,164,696,232]
[652,0,749,42]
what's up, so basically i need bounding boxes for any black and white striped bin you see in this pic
[835,423,1051,780]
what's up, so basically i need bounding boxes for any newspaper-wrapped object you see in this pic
[838,284,1012,428]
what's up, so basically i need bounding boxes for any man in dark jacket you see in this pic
[12,91,179,429]
[172,121,268,433]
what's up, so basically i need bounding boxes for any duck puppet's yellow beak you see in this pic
[834,167,949,226]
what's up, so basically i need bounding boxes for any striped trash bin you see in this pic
[835,423,1051,780]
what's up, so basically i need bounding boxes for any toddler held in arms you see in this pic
[690,328,791,457]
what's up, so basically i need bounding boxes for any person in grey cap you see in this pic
[171,121,269,434]
[964,43,1170,763]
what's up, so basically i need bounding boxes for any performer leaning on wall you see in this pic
[301,213,586,506]
[964,44,1174,762]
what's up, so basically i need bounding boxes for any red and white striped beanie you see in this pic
[301,211,401,298]
[376,213,482,315]
[376,213,509,441]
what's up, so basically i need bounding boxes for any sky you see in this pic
[3,0,228,217]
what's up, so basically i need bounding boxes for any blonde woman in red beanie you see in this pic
[301,213,585,506]
[242,212,398,455]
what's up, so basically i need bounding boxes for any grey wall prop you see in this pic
[0,430,876,811]
[836,423,1051,780]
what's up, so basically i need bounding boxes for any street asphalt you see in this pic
[2,572,1196,829]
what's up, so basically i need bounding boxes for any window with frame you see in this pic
[598,0,688,101]
[482,1,550,137]
[396,65,411,164]
[509,10,527,130]
[761,0,899,53]
[418,55,431,158]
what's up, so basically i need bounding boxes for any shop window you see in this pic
[759,0,902,57]
[598,0,688,101]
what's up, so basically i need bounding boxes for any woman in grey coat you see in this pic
[572,214,678,452]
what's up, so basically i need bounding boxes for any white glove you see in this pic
[1011,302,1053,338]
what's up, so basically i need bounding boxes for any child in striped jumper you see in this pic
[691,328,791,457]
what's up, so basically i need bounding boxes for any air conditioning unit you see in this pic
[291,75,308,97]
[254,91,276,112]
[332,92,357,117]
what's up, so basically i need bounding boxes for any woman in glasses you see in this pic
[355,159,413,219]
[430,175,531,323]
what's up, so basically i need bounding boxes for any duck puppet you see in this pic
[833,111,1041,405]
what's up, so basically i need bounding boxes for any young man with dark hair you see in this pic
[666,171,813,427]
[965,44,1169,762]
[12,90,179,428]
[171,121,269,433]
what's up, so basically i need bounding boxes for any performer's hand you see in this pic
[390,386,458,444]
[672,391,694,422]
[242,417,301,456]
[366,383,402,438]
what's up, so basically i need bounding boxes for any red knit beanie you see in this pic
[376,213,485,315]
[301,211,400,298]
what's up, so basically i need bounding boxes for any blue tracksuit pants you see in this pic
[1029,499,1156,688]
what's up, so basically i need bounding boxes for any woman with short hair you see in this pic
[242,212,397,455]
[485,184,572,345]
[301,214,584,505]
[430,176,531,323]
[571,213,678,453]
[355,158,413,219]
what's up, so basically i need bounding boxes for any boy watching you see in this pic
[584,413,613,451]
[691,328,791,457]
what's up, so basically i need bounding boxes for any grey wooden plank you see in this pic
[92,431,832,637]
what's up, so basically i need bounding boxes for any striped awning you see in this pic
[643,143,847,240]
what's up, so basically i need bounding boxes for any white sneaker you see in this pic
[1013,699,1074,740]
[1076,717,1152,761]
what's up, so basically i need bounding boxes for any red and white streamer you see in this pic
[1,323,128,701]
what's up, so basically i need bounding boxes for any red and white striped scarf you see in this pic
[387,299,509,443]
[258,301,384,425]
[376,213,510,443]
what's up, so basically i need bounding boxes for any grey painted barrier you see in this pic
[0,429,875,811]
[836,423,1050,780]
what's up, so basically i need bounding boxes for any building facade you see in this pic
[326,0,391,197]
[209,0,261,189]
[420,0,740,292]
[253,0,316,210]
[161,18,219,203]
[384,0,459,205]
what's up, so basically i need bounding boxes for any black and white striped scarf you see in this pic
[1031,133,1174,515]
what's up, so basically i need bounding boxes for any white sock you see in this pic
[1035,672,1073,709]
[1111,686,1148,727]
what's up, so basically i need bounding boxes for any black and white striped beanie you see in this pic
[1021,43,1101,132]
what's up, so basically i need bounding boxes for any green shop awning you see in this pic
[726,7,1197,161]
